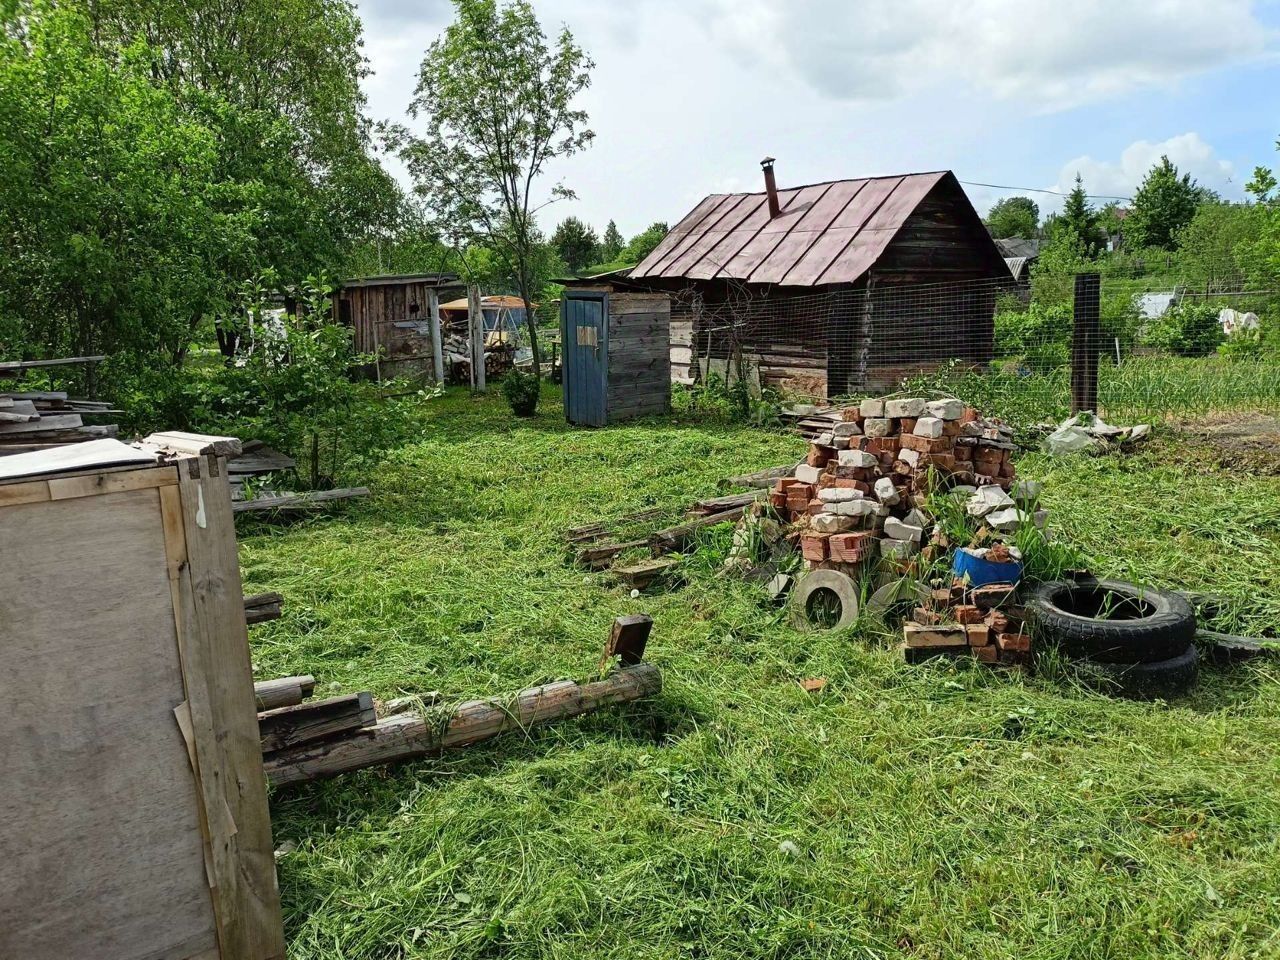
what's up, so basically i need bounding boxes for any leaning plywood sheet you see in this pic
[0,459,284,960]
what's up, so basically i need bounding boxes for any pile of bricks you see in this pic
[902,579,1031,666]
[767,395,1020,574]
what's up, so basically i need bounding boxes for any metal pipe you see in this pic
[761,157,780,218]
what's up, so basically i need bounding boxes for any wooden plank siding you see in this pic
[336,281,450,381]
[606,293,671,419]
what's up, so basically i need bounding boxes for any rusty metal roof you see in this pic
[631,171,954,287]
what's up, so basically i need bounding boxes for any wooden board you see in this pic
[0,459,284,960]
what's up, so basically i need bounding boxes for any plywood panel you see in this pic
[0,486,219,960]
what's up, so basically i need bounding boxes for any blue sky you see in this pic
[357,0,1280,236]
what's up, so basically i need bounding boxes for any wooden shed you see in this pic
[560,286,671,426]
[621,162,1013,398]
[332,273,459,381]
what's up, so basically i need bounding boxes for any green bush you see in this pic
[1218,327,1264,360]
[1140,301,1223,356]
[993,301,1071,373]
[501,369,540,416]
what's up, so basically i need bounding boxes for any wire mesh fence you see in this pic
[669,254,1280,427]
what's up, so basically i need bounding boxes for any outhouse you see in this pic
[560,285,671,426]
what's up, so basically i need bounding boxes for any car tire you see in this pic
[1028,579,1195,664]
[1077,643,1199,699]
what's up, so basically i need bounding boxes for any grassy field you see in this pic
[245,387,1280,959]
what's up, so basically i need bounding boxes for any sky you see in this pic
[356,0,1280,238]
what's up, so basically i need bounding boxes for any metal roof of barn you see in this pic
[338,273,458,289]
[630,171,954,287]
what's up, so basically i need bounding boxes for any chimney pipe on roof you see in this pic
[761,157,780,218]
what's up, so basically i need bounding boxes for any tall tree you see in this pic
[1126,156,1201,250]
[985,196,1038,239]
[551,216,599,272]
[391,0,595,376]
[1055,174,1103,256]
[600,220,624,262]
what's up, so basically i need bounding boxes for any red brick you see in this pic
[903,623,968,648]
[828,531,878,563]
[985,610,1010,633]
[900,433,953,453]
[999,460,1015,478]
[972,643,999,663]
[954,604,983,624]
[966,624,992,647]
[834,465,876,482]
[864,437,901,457]
[961,407,980,423]
[913,606,948,625]
[953,445,972,463]
[899,417,917,434]
[769,491,788,510]
[840,407,864,423]
[922,453,956,472]
[801,533,830,562]
[806,499,825,517]
[972,583,1017,610]
[996,631,1031,653]
[942,420,963,437]
[807,445,833,468]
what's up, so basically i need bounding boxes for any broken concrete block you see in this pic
[832,421,862,438]
[838,449,878,468]
[903,508,928,529]
[966,484,1015,518]
[883,516,924,543]
[898,447,922,469]
[814,433,834,446]
[811,513,855,534]
[885,397,926,418]
[818,487,863,503]
[859,398,885,418]
[831,435,850,450]
[795,464,823,485]
[862,418,893,438]
[913,417,944,439]
[880,537,919,560]
[986,506,1030,533]
[926,398,965,420]
[873,477,900,505]
[767,573,793,602]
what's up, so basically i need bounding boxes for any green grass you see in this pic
[245,388,1280,959]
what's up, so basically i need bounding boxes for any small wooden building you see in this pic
[332,273,459,381]
[560,286,671,425]
[616,163,1013,398]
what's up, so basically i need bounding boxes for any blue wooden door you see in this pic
[563,293,607,425]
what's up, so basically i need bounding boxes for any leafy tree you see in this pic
[600,220,624,262]
[1176,202,1264,289]
[1247,165,1277,203]
[391,0,595,377]
[622,222,670,264]
[551,216,599,272]
[1125,156,1201,250]
[985,196,1039,239]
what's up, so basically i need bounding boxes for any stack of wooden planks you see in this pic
[0,391,120,453]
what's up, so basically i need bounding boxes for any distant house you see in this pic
[994,237,1040,290]
[569,161,1012,397]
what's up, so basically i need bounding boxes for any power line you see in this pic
[960,180,1133,203]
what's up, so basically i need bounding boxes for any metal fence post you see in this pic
[1072,273,1101,414]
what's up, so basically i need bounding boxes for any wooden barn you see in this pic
[332,273,459,381]
[607,161,1012,398]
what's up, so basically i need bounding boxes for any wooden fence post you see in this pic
[428,288,445,387]
[468,285,486,393]
[1072,272,1101,414]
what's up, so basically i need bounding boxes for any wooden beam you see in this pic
[258,693,376,754]
[243,591,284,625]
[599,614,653,672]
[232,487,370,514]
[264,664,661,787]
[142,431,243,458]
[253,675,317,712]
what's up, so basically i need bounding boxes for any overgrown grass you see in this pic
[245,389,1280,959]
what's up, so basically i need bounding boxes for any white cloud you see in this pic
[703,0,1269,109]
[1053,132,1239,203]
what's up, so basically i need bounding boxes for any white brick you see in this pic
[898,448,921,469]
[874,477,900,505]
[838,449,878,468]
[859,398,885,418]
[818,487,863,503]
[811,513,854,534]
[903,508,929,529]
[831,498,878,517]
[926,398,965,420]
[913,417,944,439]
[884,516,924,543]
[794,464,822,484]
[885,398,926,418]
[880,537,919,560]
[966,484,1014,518]
[862,418,893,438]
[832,421,862,438]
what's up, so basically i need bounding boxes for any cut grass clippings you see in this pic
[245,387,1280,960]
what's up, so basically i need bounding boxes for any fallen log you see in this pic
[649,505,750,557]
[233,486,370,514]
[253,675,317,712]
[259,692,376,754]
[265,663,661,786]
[244,591,284,625]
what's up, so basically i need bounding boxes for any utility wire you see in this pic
[960,180,1134,202]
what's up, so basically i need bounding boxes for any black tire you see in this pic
[1077,643,1199,699]
[1028,579,1195,664]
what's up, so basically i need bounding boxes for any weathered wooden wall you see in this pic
[337,281,444,380]
[607,292,671,421]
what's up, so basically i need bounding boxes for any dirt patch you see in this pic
[1175,412,1280,474]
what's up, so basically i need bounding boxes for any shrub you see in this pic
[501,369,540,416]
[994,301,1071,373]
[1140,301,1222,356]
[1218,327,1264,360]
